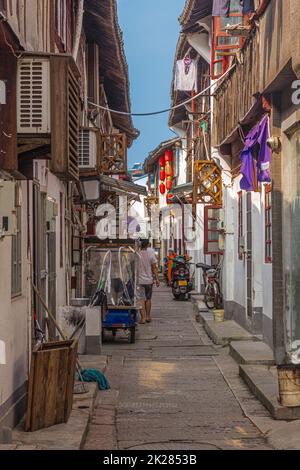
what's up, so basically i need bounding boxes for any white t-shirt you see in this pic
[138,248,157,285]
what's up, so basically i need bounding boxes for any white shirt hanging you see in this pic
[174,58,198,93]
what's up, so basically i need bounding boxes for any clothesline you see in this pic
[88,64,236,117]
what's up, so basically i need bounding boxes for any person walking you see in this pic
[138,239,160,324]
[167,249,177,285]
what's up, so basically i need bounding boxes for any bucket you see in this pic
[213,309,224,322]
[277,364,300,407]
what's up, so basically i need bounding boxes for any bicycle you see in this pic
[196,261,223,310]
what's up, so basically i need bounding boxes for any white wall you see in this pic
[0,181,30,407]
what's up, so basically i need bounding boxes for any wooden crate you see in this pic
[25,340,78,432]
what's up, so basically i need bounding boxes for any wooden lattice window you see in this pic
[265,184,272,263]
[100,134,127,175]
[193,160,222,206]
[212,0,245,79]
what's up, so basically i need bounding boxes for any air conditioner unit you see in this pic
[79,129,98,169]
[17,54,80,181]
[17,57,51,134]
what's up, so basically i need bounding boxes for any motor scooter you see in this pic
[170,255,193,300]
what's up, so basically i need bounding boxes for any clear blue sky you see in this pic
[117,0,184,168]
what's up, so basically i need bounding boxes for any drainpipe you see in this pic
[72,0,84,62]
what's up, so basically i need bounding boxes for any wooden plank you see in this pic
[30,350,48,432]
[55,347,70,424]
[0,52,17,171]
[43,348,61,428]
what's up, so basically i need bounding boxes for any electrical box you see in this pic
[0,181,17,236]
[217,208,225,231]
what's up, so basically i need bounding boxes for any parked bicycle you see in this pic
[196,261,223,310]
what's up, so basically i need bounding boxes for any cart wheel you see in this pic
[130,327,136,344]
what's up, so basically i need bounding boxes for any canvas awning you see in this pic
[98,175,147,197]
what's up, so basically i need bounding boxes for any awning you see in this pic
[98,175,147,197]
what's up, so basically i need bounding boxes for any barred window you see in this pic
[265,184,272,263]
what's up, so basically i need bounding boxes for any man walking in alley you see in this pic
[138,239,160,324]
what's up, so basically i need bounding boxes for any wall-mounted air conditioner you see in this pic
[17,58,51,134]
[79,129,99,169]
[17,54,80,181]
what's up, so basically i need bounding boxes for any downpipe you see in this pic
[72,0,84,62]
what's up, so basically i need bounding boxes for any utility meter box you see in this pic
[0,181,18,236]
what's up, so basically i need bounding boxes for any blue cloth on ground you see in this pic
[80,369,110,390]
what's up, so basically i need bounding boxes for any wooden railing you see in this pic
[213,29,260,146]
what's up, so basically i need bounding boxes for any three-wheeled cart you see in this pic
[85,247,140,344]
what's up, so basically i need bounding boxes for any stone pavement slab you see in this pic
[83,287,272,451]
[12,382,99,450]
[230,341,275,366]
[204,320,260,346]
[239,365,300,420]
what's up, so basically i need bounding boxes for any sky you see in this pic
[117,0,185,168]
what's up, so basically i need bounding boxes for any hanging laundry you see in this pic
[174,58,198,93]
[212,0,255,17]
[240,115,271,191]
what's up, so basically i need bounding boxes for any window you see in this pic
[211,0,245,79]
[238,191,244,260]
[11,185,22,297]
[55,0,67,50]
[265,184,272,263]
[204,206,223,254]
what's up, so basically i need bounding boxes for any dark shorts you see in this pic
[139,284,153,301]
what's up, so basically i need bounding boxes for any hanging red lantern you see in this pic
[160,182,166,195]
[159,156,165,167]
[165,162,173,177]
[166,192,174,204]
[166,177,173,191]
[165,150,173,162]
[160,170,166,181]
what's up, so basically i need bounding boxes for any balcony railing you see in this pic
[213,29,260,146]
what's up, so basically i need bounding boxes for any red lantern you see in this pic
[165,163,173,177]
[160,183,166,195]
[166,193,174,204]
[159,156,165,167]
[166,178,173,191]
[160,170,166,181]
[165,150,173,162]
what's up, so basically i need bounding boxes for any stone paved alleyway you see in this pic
[84,288,272,450]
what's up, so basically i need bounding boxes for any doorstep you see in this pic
[239,365,300,420]
[229,341,275,366]
[204,320,260,346]
[12,382,98,450]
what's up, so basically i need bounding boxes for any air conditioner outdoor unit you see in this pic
[79,129,98,169]
[16,54,80,181]
[17,57,51,134]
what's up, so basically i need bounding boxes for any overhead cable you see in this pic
[88,64,236,117]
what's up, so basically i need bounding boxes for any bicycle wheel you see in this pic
[205,284,216,310]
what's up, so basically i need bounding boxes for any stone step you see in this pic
[204,320,260,346]
[230,341,275,366]
[239,365,300,420]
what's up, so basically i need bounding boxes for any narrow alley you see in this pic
[84,288,272,451]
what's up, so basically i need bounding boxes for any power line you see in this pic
[88,65,236,117]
